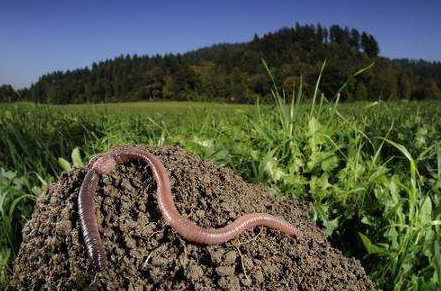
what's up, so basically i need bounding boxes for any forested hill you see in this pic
[2,23,441,103]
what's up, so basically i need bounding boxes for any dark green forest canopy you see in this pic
[0,85,18,102]
[3,23,441,103]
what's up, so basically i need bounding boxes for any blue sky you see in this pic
[0,0,440,88]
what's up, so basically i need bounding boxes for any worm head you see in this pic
[92,155,117,175]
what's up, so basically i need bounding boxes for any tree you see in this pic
[0,85,18,102]
[329,25,348,44]
[252,33,260,43]
[349,29,360,51]
[141,66,165,100]
[361,33,379,57]
[14,23,441,104]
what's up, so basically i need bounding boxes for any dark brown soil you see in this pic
[9,146,375,291]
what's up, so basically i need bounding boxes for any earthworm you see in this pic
[78,147,302,271]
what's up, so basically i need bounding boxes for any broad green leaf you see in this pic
[321,155,339,172]
[384,227,398,249]
[419,196,432,226]
[71,147,84,167]
[361,216,372,226]
[358,232,386,254]
[323,216,339,236]
[58,157,71,172]
[264,155,286,181]
[3,171,16,181]
[31,186,42,196]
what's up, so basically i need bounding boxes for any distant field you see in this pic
[1,99,440,290]
[11,101,253,116]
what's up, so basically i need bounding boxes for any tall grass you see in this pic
[0,73,440,289]
[238,62,441,289]
[0,168,41,289]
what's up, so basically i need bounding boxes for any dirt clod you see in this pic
[9,146,376,290]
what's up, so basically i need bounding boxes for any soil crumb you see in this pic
[9,146,375,290]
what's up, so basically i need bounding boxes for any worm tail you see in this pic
[78,170,107,271]
[138,150,302,245]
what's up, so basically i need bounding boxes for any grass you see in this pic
[0,80,440,289]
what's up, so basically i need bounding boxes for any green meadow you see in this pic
[1,93,440,289]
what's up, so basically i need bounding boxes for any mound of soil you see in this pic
[10,146,375,290]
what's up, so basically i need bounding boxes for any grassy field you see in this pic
[1,95,440,289]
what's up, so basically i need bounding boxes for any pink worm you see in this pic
[78,147,302,271]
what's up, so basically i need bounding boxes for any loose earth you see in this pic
[9,146,376,290]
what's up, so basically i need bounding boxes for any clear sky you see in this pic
[1,0,440,89]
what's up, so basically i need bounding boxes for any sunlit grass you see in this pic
[1,87,440,289]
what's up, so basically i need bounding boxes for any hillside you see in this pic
[2,23,441,103]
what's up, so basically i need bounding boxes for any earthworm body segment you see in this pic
[78,147,302,271]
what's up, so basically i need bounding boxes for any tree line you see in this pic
[2,23,441,103]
